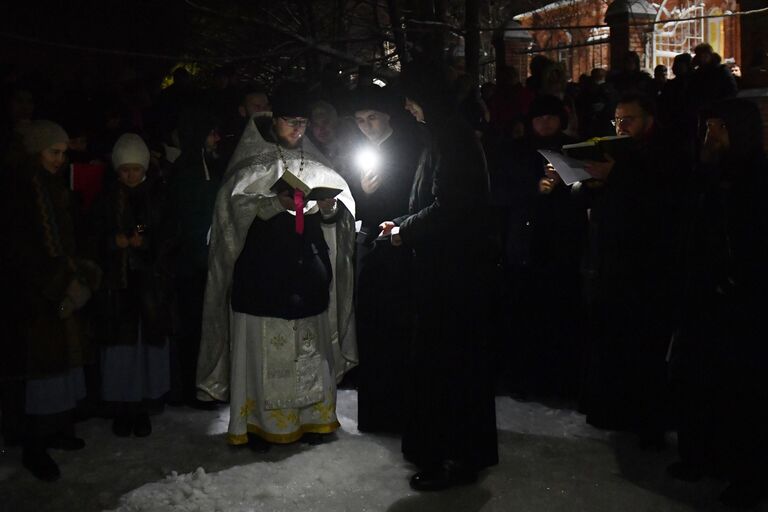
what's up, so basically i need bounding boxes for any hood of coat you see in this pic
[177,108,218,157]
[705,98,766,175]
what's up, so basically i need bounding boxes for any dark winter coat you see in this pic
[687,64,738,114]
[488,132,580,269]
[90,178,177,345]
[167,108,224,279]
[1,161,100,379]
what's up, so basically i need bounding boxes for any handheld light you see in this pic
[355,147,380,175]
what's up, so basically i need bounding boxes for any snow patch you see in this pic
[107,392,606,511]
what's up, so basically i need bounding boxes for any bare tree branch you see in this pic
[183,0,397,75]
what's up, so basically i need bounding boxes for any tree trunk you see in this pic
[465,0,480,84]
[414,0,448,64]
[301,0,321,83]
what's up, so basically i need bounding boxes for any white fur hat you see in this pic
[112,133,150,171]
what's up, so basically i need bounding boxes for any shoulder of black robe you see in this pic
[398,113,490,247]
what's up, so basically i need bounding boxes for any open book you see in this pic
[271,169,342,201]
[537,150,592,185]
[561,135,634,162]
[539,136,635,185]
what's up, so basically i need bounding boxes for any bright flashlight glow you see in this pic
[355,148,380,172]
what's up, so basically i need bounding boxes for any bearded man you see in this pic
[667,98,768,509]
[574,93,680,448]
[197,83,357,450]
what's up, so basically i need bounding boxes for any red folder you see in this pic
[70,163,105,212]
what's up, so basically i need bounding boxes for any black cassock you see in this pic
[397,115,498,472]
[353,128,423,434]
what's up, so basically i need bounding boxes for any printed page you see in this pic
[538,150,592,185]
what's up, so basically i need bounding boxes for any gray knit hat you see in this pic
[19,120,69,155]
[112,133,150,171]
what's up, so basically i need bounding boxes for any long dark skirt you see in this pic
[401,247,498,471]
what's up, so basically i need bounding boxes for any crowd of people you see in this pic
[1,41,766,507]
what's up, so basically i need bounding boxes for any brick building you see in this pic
[510,0,741,80]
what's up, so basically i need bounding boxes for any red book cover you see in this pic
[70,163,105,212]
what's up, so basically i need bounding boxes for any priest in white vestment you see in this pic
[196,83,357,448]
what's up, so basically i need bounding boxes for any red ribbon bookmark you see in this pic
[293,189,305,234]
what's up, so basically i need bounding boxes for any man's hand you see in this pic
[361,172,381,194]
[584,154,615,181]
[378,221,395,237]
[378,221,402,246]
[317,198,337,214]
[277,189,295,210]
[115,233,130,249]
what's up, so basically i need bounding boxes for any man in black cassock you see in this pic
[349,87,425,433]
[572,93,680,447]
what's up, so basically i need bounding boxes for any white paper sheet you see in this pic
[538,149,593,185]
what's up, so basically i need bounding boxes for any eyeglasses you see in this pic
[611,115,639,127]
[280,117,309,128]
[705,120,727,131]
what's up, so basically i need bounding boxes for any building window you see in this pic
[588,27,610,70]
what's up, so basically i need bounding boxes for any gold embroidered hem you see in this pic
[227,311,341,447]
[226,421,340,445]
[227,433,249,445]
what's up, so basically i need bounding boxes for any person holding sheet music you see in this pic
[487,94,585,399]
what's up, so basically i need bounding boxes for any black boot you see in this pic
[48,423,85,450]
[112,414,133,437]
[133,413,152,437]
[24,413,66,480]
[22,444,60,481]
[409,460,478,491]
[47,433,85,451]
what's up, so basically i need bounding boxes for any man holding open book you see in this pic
[570,92,680,449]
[196,83,358,451]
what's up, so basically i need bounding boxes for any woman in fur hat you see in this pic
[1,120,101,481]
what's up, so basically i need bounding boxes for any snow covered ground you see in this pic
[1,391,764,512]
